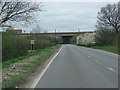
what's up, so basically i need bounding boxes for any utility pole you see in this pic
[78,28,81,36]
[55,29,56,44]
[78,28,80,33]
[55,29,56,38]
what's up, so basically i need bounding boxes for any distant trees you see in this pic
[0,1,42,26]
[95,1,120,47]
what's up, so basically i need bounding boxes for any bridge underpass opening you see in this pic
[62,36,73,44]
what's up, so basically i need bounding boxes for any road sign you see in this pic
[30,40,35,44]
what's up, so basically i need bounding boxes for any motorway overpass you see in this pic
[22,32,93,44]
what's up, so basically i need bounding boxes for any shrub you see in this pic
[2,32,60,62]
[2,32,29,61]
[35,38,51,49]
[95,30,116,46]
[71,35,77,44]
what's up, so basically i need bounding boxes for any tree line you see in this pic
[2,31,60,62]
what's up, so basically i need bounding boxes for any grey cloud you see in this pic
[13,2,115,32]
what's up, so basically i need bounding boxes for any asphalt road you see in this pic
[36,44,118,88]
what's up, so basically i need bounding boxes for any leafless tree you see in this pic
[96,1,120,33]
[0,1,42,27]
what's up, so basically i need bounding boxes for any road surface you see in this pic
[36,44,118,88]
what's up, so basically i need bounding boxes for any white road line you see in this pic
[108,68,114,71]
[107,67,117,74]
[87,55,98,62]
[95,61,118,74]
[105,66,118,74]
[32,45,63,88]
[87,55,118,74]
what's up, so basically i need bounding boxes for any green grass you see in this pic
[2,72,28,88]
[31,53,51,65]
[90,46,120,54]
[30,48,53,65]
[21,66,33,71]
[2,49,43,68]
[27,49,43,56]
[2,44,61,88]
[2,45,60,68]
[2,56,27,68]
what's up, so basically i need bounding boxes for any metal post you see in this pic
[55,29,56,44]
[78,28,80,34]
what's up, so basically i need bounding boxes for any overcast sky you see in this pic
[13,1,118,33]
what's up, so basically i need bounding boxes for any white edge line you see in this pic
[32,45,63,88]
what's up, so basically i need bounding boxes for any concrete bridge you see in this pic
[47,32,80,44]
[22,32,81,44]
[22,31,93,44]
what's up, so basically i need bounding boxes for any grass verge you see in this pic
[2,44,61,88]
[2,45,60,68]
[90,46,120,54]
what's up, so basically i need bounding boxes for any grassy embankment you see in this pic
[90,46,120,54]
[2,45,61,88]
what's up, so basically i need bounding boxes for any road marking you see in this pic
[88,56,118,74]
[32,45,63,88]
[108,68,114,71]
[107,67,117,73]
[95,61,118,74]
[105,66,117,74]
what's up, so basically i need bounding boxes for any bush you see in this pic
[35,38,51,49]
[95,30,116,46]
[2,32,29,61]
[71,35,77,44]
[112,32,120,48]
[49,37,62,44]
[2,32,60,62]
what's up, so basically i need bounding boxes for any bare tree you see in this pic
[96,1,120,33]
[0,1,42,27]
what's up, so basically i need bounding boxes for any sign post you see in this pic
[30,40,35,50]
